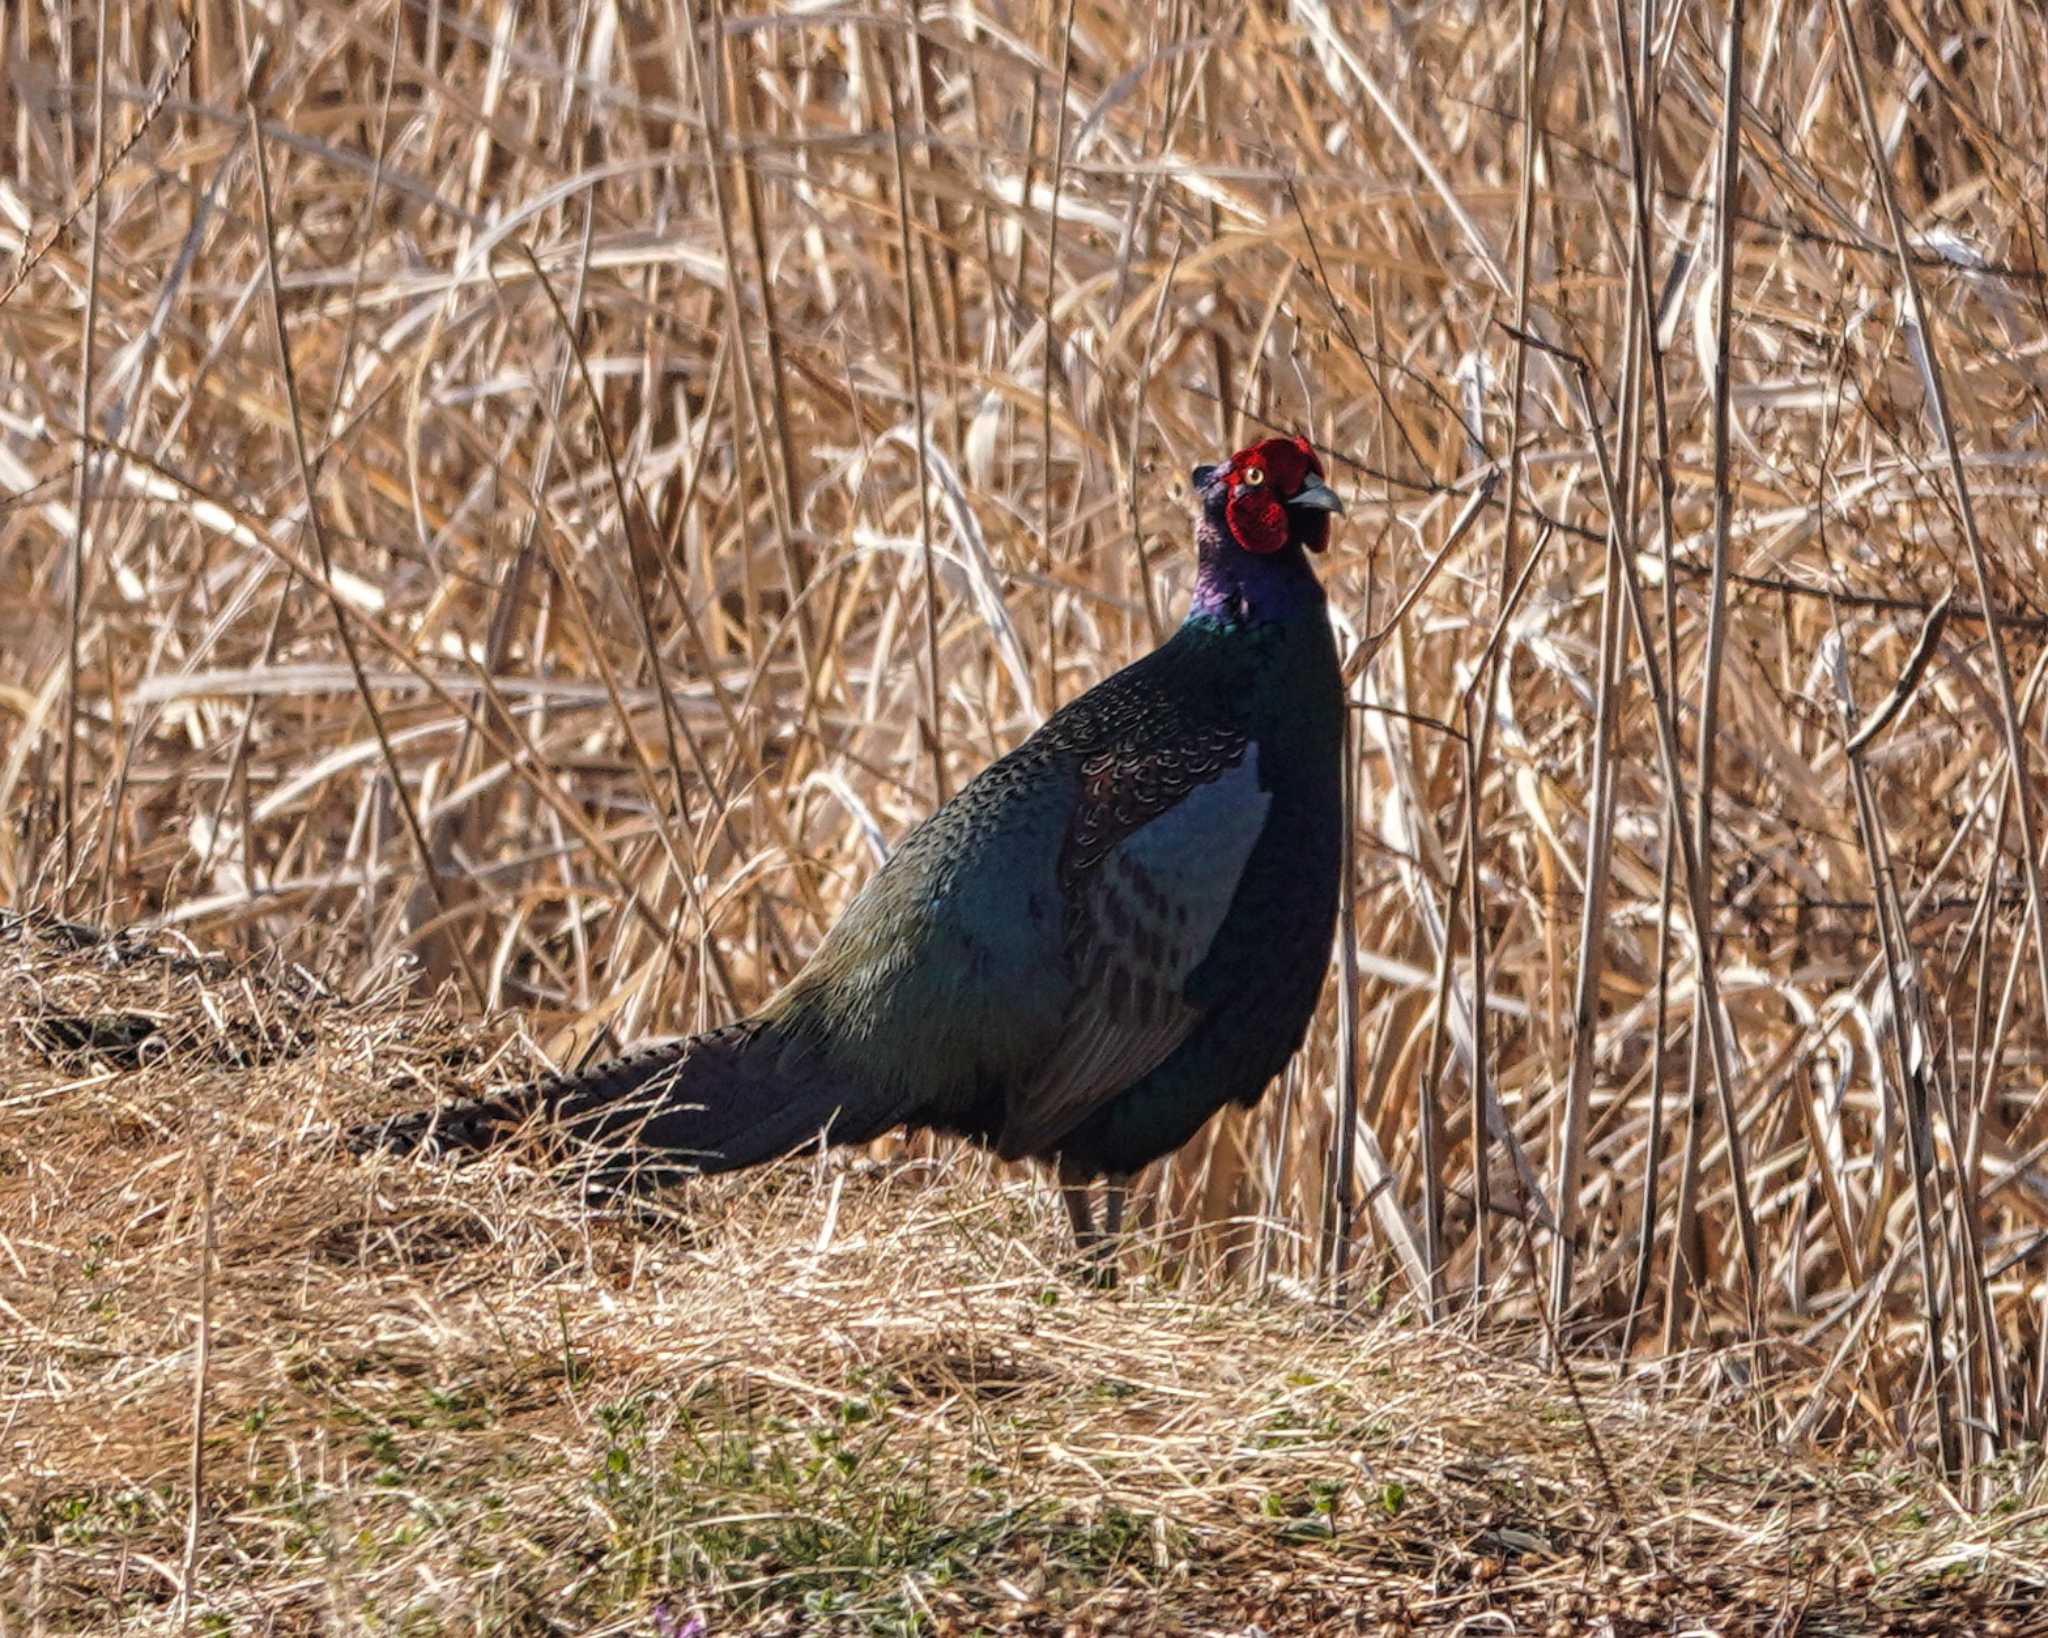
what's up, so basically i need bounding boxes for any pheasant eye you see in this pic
[1243,467,1265,487]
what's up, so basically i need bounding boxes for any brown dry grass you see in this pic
[2,912,2044,1633]
[5,0,2048,1627]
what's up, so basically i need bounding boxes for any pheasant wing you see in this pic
[995,726,1268,1159]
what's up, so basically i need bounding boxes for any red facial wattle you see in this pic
[1217,435,1332,555]
[1225,485,1291,554]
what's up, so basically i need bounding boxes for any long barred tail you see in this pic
[346,1018,903,1193]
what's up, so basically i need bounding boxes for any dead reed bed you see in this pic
[4,0,2048,1596]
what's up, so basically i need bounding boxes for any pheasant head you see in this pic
[1190,435,1344,557]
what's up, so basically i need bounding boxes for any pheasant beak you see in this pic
[1285,477,1345,515]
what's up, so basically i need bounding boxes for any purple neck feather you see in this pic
[1186,514,1324,629]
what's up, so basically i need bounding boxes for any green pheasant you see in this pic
[354,435,1346,1266]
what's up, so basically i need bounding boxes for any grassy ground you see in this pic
[3,911,2043,1635]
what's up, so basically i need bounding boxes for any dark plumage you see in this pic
[352,435,1346,1269]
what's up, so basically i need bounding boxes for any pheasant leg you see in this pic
[1058,1156,1098,1254]
[1089,1179,1138,1294]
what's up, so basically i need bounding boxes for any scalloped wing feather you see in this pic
[996,751,1270,1159]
